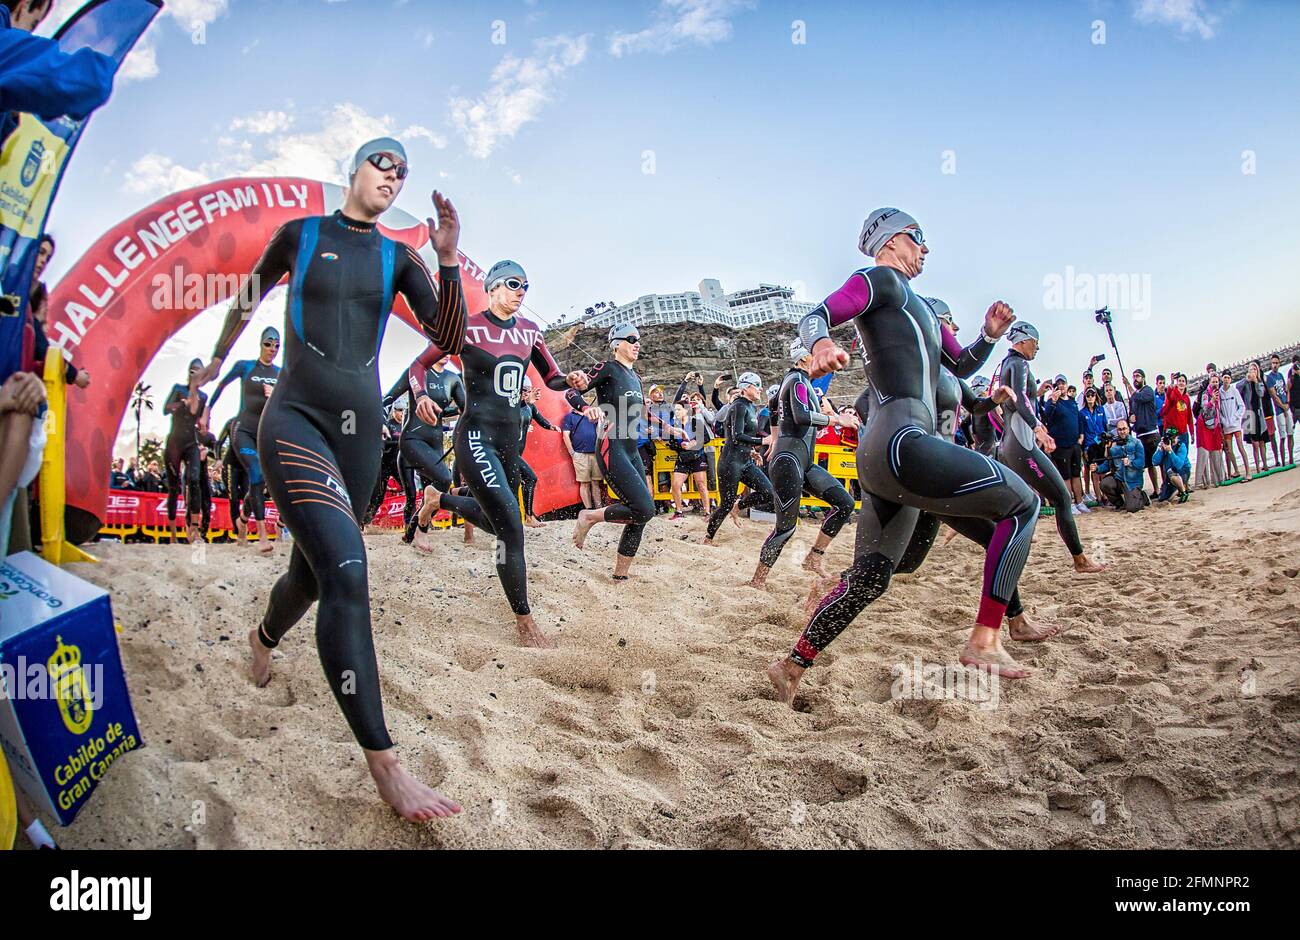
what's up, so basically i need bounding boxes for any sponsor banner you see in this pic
[100,488,411,531]
[0,552,143,826]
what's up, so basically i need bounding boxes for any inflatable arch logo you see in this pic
[46,178,578,542]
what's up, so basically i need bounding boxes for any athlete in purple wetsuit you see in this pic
[768,208,1040,707]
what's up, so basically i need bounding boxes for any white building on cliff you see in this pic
[583,279,815,331]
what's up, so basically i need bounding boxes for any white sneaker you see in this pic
[1077,502,1092,513]
[1070,504,1082,515]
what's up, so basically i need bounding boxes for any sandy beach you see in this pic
[51,470,1300,849]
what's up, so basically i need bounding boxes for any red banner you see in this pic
[100,488,411,532]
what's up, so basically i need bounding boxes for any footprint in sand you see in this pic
[1121,775,1187,847]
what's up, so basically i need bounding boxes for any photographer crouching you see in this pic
[1091,419,1149,512]
[1151,427,1192,504]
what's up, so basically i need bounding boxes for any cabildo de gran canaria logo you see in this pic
[49,636,94,735]
[21,139,45,188]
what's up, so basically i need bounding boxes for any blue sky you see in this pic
[37,0,1300,445]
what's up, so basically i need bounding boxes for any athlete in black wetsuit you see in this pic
[419,259,580,647]
[364,406,405,526]
[768,208,1039,706]
[386,351,465,546]
[994,323,1104,574]
[162,359,208,542]
[966,375,1000,456]
[571,324,657,579]
[704,371,775,543]
[750,341,859,588]
[518,378,556,528]
[204,326,280,550]
[191,137,464,822]
[217,417,248,537]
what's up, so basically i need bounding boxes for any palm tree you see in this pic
[130,382,153,465]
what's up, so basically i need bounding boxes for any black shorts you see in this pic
[1139,434,1159,469]
[1050,443,1081,480]
[674,451,708,475]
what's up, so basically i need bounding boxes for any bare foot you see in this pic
[959,639,1031,679]
[187,524,202,544]
[1007,613,1061,643]
[767,658,804,707]
[572,510,598,550]
[703,537,716,546]
[259,522,275,555]
[366,751,462,822]
[248,629,273,688]
[802,550,826,577]
[516,614,557,649]
[525,515,546,529]
[1072,553,1104,574]
[463,523,474,545]
[748,572,769,590]
[803,574,840,623]
[730,502,742,529]
[413,525,434,554]
[942,526,959,546]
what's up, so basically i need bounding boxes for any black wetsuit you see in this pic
[386,359,465,510]
[995,349,1085,557]
[217,418,248,526]
[366,415,404,523]
[210,210,465,752]
[705,396,775,539]
[417,309,569,616]
[162,383,208,524]
[518,400,555,519]
[583,359,655,558]
[208,357,279,521]
[759,368,855,568]
[791,265,1040,667]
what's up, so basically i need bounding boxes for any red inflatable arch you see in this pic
[46,177,578,543]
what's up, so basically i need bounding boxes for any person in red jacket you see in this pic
[1161,373,1192,452]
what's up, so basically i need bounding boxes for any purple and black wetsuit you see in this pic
[790,265,1040,667]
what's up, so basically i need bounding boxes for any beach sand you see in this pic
[55,469,1300,849]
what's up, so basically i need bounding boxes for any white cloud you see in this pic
[230,111,295,135]
[122,152,212,194]
[122,103,446,195]
[449,34,589,159]
[38,0,230,81]
[1133,0,1219,39]
[610,0,753,57]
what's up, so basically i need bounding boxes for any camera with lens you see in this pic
[1094,306,1113,325]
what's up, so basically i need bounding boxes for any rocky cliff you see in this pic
[544,320,867,403]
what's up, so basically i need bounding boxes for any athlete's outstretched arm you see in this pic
[940,301,1015,378]
[163,384,186,415]
[395,248,466,355]
[207,223,297,371]
[206,361,245,414]
[530,337,572,392]
[531,408,557,432]
[958,378,998,416]
[382,369,411,409]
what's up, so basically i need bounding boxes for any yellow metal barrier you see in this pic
[0,750,15,850]
[806,443,861,510]
[621,438,722,503]
[39,348,96,565]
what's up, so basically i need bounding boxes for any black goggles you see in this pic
[902,227,925,246]
[366,153,409,179]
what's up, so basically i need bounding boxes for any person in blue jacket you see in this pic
[1040,374,1089,513]
[1,0,115,148]
[1092,419,1146,508]
[1,0,116,552]
[1079,386,1109,503]
[1151,427,1192,503]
